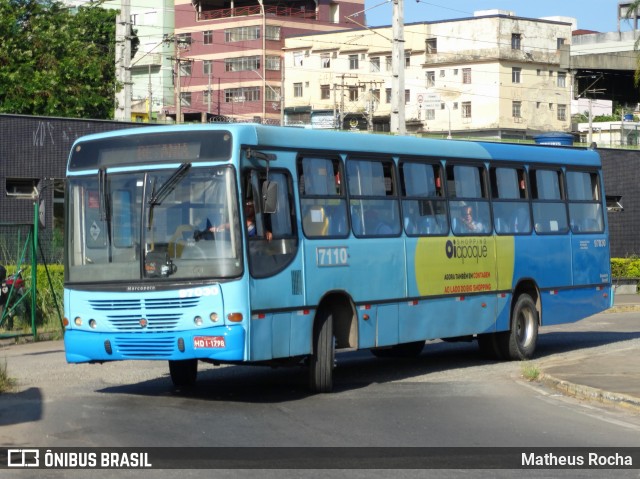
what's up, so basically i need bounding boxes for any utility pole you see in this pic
[390,0,406,135]
[359,80,383,132]
[115,0,131,121]
[333,74,357,129]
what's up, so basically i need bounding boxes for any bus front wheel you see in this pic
[308,310,334,393]
[498,294,539,360]
[169,359,198,388]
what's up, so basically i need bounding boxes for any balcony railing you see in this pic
[200,5,316,21]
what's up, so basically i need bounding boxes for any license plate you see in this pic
[193,336,226,349]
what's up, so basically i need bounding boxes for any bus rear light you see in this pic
[408,300,418,306]
[194,316,203,326]
[74,317,82,326]
[63,317,69,327]
[227,312,243,322]
[363,314,370,321]
[210,312,219,322]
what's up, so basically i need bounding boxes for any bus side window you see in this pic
[566,170,604,234]
[490,166,531,235]
[246,169,298,278]
[298,156,347,238]
[447,164,491,235]
[347,158,401,237]
[400,161,448,236]
[531,168,568,234]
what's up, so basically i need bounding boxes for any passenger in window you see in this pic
[194,201,272,241]
[459,205,483,233]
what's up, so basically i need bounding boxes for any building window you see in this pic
[557,37,565,49]
[320,84,331,100]
[405,53,410,68]
[512,33,522,50]
[385,56,392,71]
[203,30,213,45]
[225,56,260,72]
[440,69,445,77]
[512,67,521,83]
[177,33,192,46]
[453,69,458,76]
[426,38,437,54]
[225,26,260,42]
[180,92,191,107]
[372,89,380,102]
[462,68,471,84]
[462,101,471,118]
[512,101,522,118]
[179,61,191,77]
[549,103,554,110]
[349,54,359,70]
[426,109,435,120]
[348,86,359,101]
[549,70,554,78]
[293,83,303,98]
[203,89,211,104]
[266,86,281,101]
[266,25,281,40]
[557,71,566,87]
[558,104,567,121]
[385,88,391,103]
[370,56,380,72]
[293,51,304,67]
[426,71,435,87]
[266,56,280,71]
[224,87,260,103]
[405,89,410,104]
[203,60,213,75]
[537,69,541,76]
[321,53,331,69]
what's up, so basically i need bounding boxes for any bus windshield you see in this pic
[66,165,242,284]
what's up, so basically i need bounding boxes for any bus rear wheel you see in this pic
[169,359,198,388]
[498,293,539,360]
[308,310,334,393]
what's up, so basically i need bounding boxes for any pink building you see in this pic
[171,0,364,123]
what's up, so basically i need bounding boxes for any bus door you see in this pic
[567,170,611,316]
[243,165,306,361]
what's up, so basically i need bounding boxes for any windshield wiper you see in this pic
[148,163,192,206]
[147,163,191,230]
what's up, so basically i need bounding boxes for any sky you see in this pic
[363,0,636,32]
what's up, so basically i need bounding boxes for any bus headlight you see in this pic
[89,319,97,329]
[74,317,82,326]
[210,312,219,322]
[194,316,203,326]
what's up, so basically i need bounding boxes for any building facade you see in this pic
[171,0,364,124]
[283,10,574,137]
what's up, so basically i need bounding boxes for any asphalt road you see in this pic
[1,310,640,478]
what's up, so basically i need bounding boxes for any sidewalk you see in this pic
[538,293,640,412]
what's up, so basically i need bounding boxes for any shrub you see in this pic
[611,257,640,279]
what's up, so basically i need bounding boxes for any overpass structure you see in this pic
[571,30,640,108]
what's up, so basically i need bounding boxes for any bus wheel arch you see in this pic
[308,292,357,393]
[501,280,540,360]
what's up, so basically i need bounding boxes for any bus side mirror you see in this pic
[262,181,278,214]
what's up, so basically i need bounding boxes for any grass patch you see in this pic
[521,361,540,382]
[0,358,15,393]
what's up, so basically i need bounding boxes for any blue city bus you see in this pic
[63,124,612,392]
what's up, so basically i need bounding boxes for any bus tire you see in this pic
[169,359,198,388]
[371,341,425,358]
[499,294,539,360]
[308,310,334,393]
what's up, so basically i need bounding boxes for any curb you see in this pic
[540,372,640,414]
[606,305,640,313]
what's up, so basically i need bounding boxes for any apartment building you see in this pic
[172,0,364,124]
[283,10,573,138]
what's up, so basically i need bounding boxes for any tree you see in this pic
[0,0,131,119]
